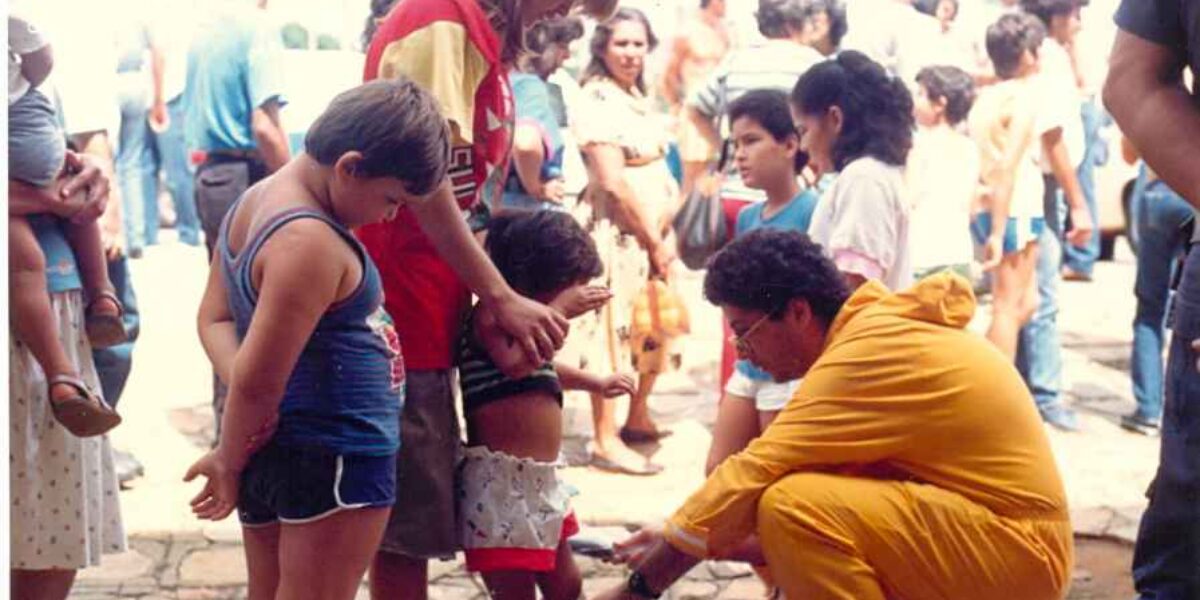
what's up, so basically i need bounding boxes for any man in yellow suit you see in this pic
[596,229,1073,600]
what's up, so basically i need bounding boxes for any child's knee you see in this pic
[9,218,47,275]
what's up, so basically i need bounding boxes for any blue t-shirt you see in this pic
[507,72,565,184]
[30,216,82,294]
[733,189,819,381]
[184,6,286,152]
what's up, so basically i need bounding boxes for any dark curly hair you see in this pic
[1019,0,1087,27]
[915,65,976,126]
[704,229,850,325]
[728,89,808,172]
[582,7,658,93]
[485,210,604,299]
[986,13,1046,79]
[791,50,914,170]
[361,0,398,50]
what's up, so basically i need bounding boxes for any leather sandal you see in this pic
[85,289,128,349]
[48,374,121,437]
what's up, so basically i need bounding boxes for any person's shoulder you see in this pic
[735,202,763,233]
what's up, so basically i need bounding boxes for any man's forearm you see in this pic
[1105,32,1200,210]
[1043,133,1086,212]
[632,539,702,595]
[251,104,291,173]
[8,180,65,216]
[410,181,511,305]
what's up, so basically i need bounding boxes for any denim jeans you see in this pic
[1015,176,1065,410]
[157,97,201,246]
[1132,245,1200,599]
[92,254,140,409]
[1131,173,1194,422]
[116,86,159,252]
[1062,99,1105,276]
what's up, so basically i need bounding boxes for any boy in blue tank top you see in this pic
[709,89,818,476]
[183,78,457,600]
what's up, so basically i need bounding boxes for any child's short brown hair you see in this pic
[305,77,450,196]
[986,13,1045,80]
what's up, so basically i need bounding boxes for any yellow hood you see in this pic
[828,272,977,340]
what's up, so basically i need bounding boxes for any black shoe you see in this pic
[1120,413,1160,436]
[114,449,145,489]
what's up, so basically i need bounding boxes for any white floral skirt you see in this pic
[10,291,126,570]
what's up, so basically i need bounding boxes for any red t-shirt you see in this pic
[357,0,514,370]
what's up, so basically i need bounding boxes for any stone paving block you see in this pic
[78,548,156,582]
[582,576,627,597]
[665,579,721,599]
[130,536,170,565]
[717,576,769,599]
[1072,507,1115,537]
[176,587,239,600]
[116,577,160,597]
[708,560,754,580]
[161,535,213,588]
[202,522,243,545]
[428,556,466,581]
[179,546,247,588]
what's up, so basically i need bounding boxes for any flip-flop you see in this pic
[85,290,128,349]
[619,427,674,445]
[48,375,121,437]
[588,451,664,476]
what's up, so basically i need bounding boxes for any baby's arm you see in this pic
[556,363,635,398]
[475,304,541,380]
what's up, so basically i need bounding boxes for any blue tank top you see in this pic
[218,201,405,456]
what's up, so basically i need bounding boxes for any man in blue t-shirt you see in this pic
[184,0,289,259]
[1105,1,1200,596]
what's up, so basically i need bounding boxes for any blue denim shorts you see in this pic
[238,441,397,526]
[971,213,1046,255]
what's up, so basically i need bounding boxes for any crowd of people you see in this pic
[9,0,1200,598]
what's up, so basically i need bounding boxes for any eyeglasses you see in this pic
[729,312,772,357]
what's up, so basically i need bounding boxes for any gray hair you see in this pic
[756,0,812,38]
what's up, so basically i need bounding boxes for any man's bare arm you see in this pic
[251,100,291,173]
[1104,30,1200,210]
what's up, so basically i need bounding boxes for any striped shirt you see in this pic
[458,308,563,413]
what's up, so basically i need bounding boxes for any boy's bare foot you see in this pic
[47,374,121,437]
[85,290,128,348]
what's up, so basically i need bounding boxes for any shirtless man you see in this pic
[660,0,732,195]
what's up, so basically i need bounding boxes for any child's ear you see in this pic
[334,151,366,179]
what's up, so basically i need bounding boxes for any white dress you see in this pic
[10,291,126,570]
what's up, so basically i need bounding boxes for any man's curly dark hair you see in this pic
[791,51,914,170]
[485,210,603,300]
[916,65,976,126]
[1019,0,1087,28]
[704,229,850,324]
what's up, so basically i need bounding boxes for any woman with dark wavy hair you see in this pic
[792,50,915,291]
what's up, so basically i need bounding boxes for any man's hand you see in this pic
[1065,205,1095,248]
[59,151,110,224]
[149,101,169,132]
[183,450,241,521]
[613,525,665,566]
[490,292,569,364]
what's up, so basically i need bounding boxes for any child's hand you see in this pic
[595,373,636,398]
[1065,205,1095,248]
[554,285,613,318]
[980,235,1003,272]
[541,178,566,203]
[183,450,241,521]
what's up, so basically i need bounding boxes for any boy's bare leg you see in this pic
[482,570,538,600]
[369,553,428,600]
[624,371,661,435]
[535,539,583,600]
[9,216,78,400]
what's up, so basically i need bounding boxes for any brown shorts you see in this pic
[378,369,462,559]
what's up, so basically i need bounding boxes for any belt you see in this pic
[207,148,261,160]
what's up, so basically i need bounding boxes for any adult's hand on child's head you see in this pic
[613,525,664,566]
[494,292,569,364]
[183,450,240,521]
[1065,205,1095,248]
[59,151,110,224]
[556,285,613,318]
[598,373,636,398]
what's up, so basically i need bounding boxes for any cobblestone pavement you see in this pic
[71,237,1153,598]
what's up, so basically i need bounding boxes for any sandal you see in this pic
[588,450,664,476]
[85,290,128,349]
[48,374,121,437]
[619,427,674,445]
